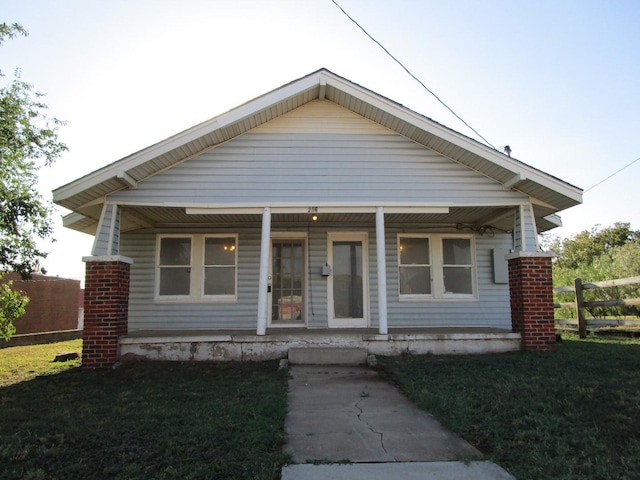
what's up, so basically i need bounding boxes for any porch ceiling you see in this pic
[109,205,523,235]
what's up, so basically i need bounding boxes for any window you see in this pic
[158,237,192,296]
[442,238,473,295]
[398,234,476,300]
[203,236,237,296]
[399,236,432,295]
[156,234,237,302]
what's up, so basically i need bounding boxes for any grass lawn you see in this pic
[0,344,290,480]
[378,333,640,480]
[0,339,82,387]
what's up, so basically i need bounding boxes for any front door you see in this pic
[327,232,369,328]
[270,237,306,326]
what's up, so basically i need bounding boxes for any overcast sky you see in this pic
[2,0,639,283]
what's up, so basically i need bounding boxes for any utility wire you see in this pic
[330,0,497,150]
[585,155,640,192]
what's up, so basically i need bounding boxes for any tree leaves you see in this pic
[0,23,67,278]
[0,22,67,338]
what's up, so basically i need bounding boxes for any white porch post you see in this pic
[256,207,271,335]
[376,207,388,334]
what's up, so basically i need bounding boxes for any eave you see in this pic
[53,68,583,233]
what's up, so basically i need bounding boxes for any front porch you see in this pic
[119,327,522,362]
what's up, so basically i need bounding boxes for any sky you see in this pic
[2,0,639,284]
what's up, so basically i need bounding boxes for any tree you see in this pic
[0,23,67,339]
[547,223,640,319]
[550,222,639,270]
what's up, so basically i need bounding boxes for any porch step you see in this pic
[288,347,368,365]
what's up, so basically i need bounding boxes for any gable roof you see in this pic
[53,68,582,232]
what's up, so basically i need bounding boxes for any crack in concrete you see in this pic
[354,396,396,460]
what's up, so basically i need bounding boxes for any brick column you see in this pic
[82,256,133,369]
[507,252,556,351]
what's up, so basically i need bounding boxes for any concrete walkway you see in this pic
[282,366,515,479]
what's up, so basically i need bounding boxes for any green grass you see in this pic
[0,349,290,480]
[377,334,640,480]
[0,339,82,386]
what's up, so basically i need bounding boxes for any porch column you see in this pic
[507,251,556,351]
[82,255,132,370]
[376,207,388,334]
[256,207,271,335]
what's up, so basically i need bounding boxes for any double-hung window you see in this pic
[398,236,432,295]
[156,234,238,302]
[398,234,476,300]
[442,238,474,295]
[158,236,192,296]
[203,236,237,297]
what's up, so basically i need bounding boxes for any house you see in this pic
[53,69,582,369]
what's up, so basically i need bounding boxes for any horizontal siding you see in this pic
[122,232,260,331]
[514,204,538,251]
[109,134,527,206]
[384,230,513,328]
[251,100,393,135]
[121,225,512,331]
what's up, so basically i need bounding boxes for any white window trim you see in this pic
[398,233,478,301]
[155,234,238,304]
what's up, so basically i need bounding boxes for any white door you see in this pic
[327,232,369,328]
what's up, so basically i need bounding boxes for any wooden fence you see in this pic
[554,276,640,338]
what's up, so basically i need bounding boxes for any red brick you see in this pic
[82,260,130,370]
[508,255,556,352]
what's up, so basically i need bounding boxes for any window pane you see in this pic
[400,237,429,265]
[443,238,471,265]
[159,267,190,295]
[205,237,236,265]
[204,267,235,295]
[333,241,363,318]
[443,267,473,294]
[399,266,431,295]
[160,238,191,266]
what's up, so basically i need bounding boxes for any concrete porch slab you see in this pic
[118,328,521,362]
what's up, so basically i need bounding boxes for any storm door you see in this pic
[327,232,369,328]
[269,237,306,326]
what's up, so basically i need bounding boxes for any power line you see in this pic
[330,0,497,150]
[585,156,640,192]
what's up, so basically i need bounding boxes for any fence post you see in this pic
[574,277,587,339]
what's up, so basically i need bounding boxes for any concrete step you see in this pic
[288,347,368,365]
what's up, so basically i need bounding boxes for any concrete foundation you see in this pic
[119,328,521,362]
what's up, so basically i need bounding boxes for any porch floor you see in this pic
[119,327,521,362]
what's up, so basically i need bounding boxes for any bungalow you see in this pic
[53,69,582,369]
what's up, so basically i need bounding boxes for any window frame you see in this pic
[397,234,433,299]
[201,234,238,301]
[155,234,194,300]
[155,234,238,303]
[397,233,477,301]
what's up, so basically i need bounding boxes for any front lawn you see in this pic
[378,334,640,480]
[0,356,289,480]
[0,339,82,386]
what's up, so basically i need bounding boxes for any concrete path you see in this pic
[282,366,515,479]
